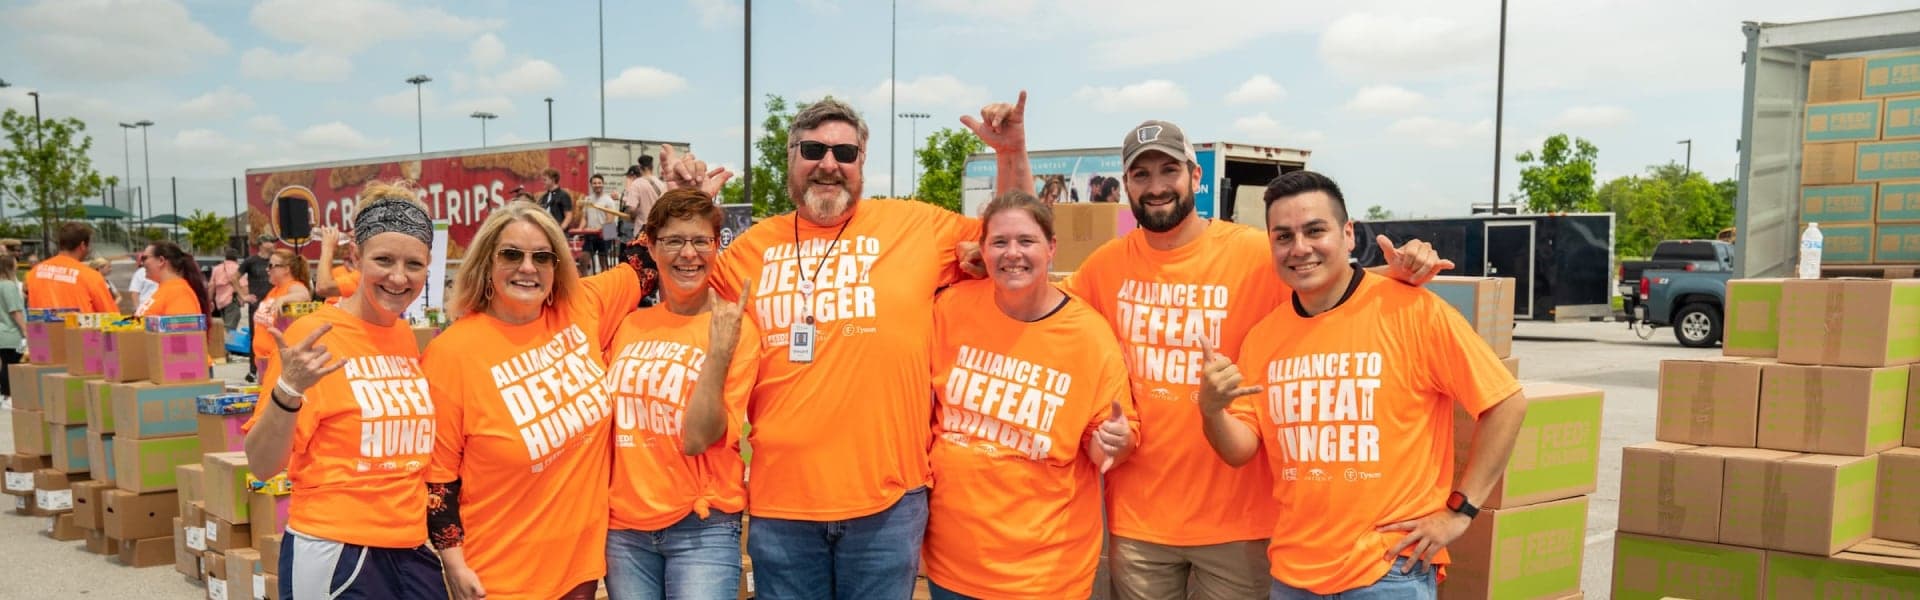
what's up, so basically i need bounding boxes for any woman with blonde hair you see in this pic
[243,179,447,598]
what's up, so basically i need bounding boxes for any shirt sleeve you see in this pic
[85,270,117,313]
[578,265,644,345]
[424,339,467,484]
[1417,294,1522,419]
[707,229,756,302]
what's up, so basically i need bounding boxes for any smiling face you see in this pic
[648,216,718,300]
[1124,151,1199,233]
[268,254,292,285]
[489,220,557,313]
[787,120,865,226]
[355,232,430,322]
[982,208,1055,294]
[1266,190,1356,297]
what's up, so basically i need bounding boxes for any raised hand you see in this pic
[709,282,750,353]
[1377,235,1455,286]
[699,165,733,199]
[959,90,1028,154]
[269,322,345,395]
[1094,401,1131,474]
[954,240,985,278]
[659,144,711,192]
[1197,335,1260,414]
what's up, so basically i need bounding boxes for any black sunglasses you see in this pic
[793,140,861,163]
[496,247,559,267]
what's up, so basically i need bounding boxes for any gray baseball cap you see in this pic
[1122,120,1199,169]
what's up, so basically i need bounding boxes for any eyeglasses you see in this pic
[792,140,861,163]
[495,247,559,268]
[655,236,717,254]
[269,263,288,270]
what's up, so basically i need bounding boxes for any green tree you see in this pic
[913,127,984,213]
[1363,205,1395,221]
[719,177,745,206]
[1599,163,1737,258]
[748,95,797,218]
[181,210,229,254]
[1514,134,1599,213]
[0,109,115,248]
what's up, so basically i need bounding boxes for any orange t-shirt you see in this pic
[254,281,309,367]
[605,305,759,530]
[137,277,203,317]
[326,266,360,306]
[25,254,116,311]
[922,280,1136,600]
[1230,271,1521,594]
[1062,219,1283,545]
[242,304,433,548]
[706,199,981,520]
[424,265,642,600]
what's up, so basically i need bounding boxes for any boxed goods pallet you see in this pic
[1721,452,1877,556]
[1764,544,1920,598]
[1804,142,1859,185]
[103,488,178,541]
[114,435,203,493]
[1806,100,1885,143]
[1886,97,1920,141]
[1437,496,1587,600]
[1611,532,1766,600]
[1875,448,1920,544]
[1453,382,1601,508]
[110,380,230,439]
[1756,364,1907,456]
[1425,276,1515,358]
[1864,51,1920,97]
[1810,58,1867,103]
[1817,223,1875,264]
[1656,357,1763,447]
[1777,279,1920,367]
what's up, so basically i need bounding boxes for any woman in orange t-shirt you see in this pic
[922,190,1140,600]
[315,225,361,305]
[251,248,312,374]
[424,200,650,600]
[242,181,448,599]
[603,189,758,599]
[135,241,209,317]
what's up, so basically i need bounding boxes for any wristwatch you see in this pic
[1446,491,1479,519]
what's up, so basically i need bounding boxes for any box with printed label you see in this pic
[113,435,203,493]
[143,314,207,334]
[1858,140,1920,181]
[1764,545,1920,598]
[1811,58,1867,103]
[43,511,84,541]
[111,380,229,440]
[1618,442,1721,542]
[1453,382,1601,509]
[227,548,261,600]
[1865,51,1920,98]
[85,379,114,433]
[1886,96,1920,141]
[1801,183,1878,224]
[249,491,289,550]
[86,528,120,555]
[143,331,209,385]
[32,469,79,515]
[1804,142,1859,185]
[204,452,253,524]
[1425,276,1516,359]
[205,514,252,552]
[1437,495,1586,600]
[102,329,150,383]
[1874,223,1920,262]
[86,430,115,483]
[1879,180,1920,223]
[71,479,113,530]
[184,501,207,552]
[7,363,65,411]
[43,373,100,425]
[4,453,49,496]
[1611,532,1765,600]
[198,412,251,454]
[1806,100,1885,143]
[48,424,87,473]
[1656,357,1763,447]
[1814,222,1876,264]
[1722,452,1877,556]
[1757,363,1907,456]
[104,488,178,541]
[1875,448,1920,544]
[1777,279,1920,367]
[114,534,174,568]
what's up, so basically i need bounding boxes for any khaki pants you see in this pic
[1108,536,1270,600]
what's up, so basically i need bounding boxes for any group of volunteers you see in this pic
[189,90,1523,600]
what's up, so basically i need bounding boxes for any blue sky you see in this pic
[3,0,1913,219]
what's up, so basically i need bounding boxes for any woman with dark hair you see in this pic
[138,241,209,317]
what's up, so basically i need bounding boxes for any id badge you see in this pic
[788,319,816,363]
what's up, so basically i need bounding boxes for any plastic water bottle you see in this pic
[1799,222,1823,279]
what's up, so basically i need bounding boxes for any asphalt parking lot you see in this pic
[0,319,1706,598]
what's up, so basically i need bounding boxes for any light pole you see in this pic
[1491,0,1507,214]
[889,0,897,197]
[471,112,497,148]
[0,80,10,222]
[137,120,154,229]
[598,0,605,137]
[1677,139,1693,179]
[119,123,136,214]
[897,112,929,197]
[406,75,431,153]
[545,97,554,141]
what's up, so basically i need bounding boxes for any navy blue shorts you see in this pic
[279,528,447,599]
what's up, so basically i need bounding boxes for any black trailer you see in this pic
[1352,213,1615,321]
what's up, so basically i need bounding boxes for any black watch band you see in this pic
[1447,491,1479,519]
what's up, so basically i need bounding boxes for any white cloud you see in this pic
[1388,116,1494,149]
[1232,113,1326,146]
[799,0,840,13]
[177,87,255,120]
[249,0,500,55]
[1073,80,1189,113]
[469,33,506,68]
[373,87,438,118]
[4,0,229,80]
[1319,12,1493,80]
[449,97,516,118]
[861,76,990,111]
[248,116,287,135]
[1550,106,1632,130]
[479,60,565,95]
[606,67,689,100]
[1226,75,1287,105]
[293,122,383,152]
[240,47,353,82]
[174,129,245,154]
[925,0,1038,16]
[1343,85,1429,115]
[688,0,743,30]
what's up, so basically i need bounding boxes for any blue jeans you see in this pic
[926,579,976,600]
[746,486,929,600]
[1269,557,1437,599]
[605,511,744,600]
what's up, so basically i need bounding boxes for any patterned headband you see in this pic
[354,199,433,247]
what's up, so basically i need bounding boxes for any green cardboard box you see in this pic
[1757,364,1908,456]
[1858,140,1920,181]
[112,435,203,493]
[202,452,253,524]
[1764,544,1920,599]
[1864,51,1920,98]
[110,380,227,440]
[1438,496,1586,600]
[1878,180,1920,222]
[1806,100,1885,143]
[1455,382,1602,509]
[42,373,101,426]
[1611,532,1765,600]
[1802,184,1878,224]
[1885,96,1920,140]
[1815,222,1877,264]
[1722,452,1877,556]
[1723,279,1785,358]
[1777,278,1920,367]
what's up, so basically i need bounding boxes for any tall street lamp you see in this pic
[1677,139,1693,179]
[119,122,136,213]
[545,97,554,141]
[471,112,498,148]
[137,120,154,227]
[406,75,431,154]
[28,91,43,228]
[897,112,929,197]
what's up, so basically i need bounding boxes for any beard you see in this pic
[1131,190,1196,233]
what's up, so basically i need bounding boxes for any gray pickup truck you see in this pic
[1627,240,1736,347]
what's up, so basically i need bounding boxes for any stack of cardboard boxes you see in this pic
[174,390,289,600]
[1429,276,1521,378]
[1612,277,1920,599]
[1798,52,1920,266]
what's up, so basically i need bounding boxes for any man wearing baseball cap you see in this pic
[963,92,1450,599]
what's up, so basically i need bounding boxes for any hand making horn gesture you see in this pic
[270,323,345,399]
[709,282,750,354]
[1094,400,1132,474]
[1377,234,1454,286]
[1197,335,1260,414]
[960,90,1027,154]
[659,144,733,198]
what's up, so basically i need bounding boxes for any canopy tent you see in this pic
[141,213,185,225]
[80,203,135,220]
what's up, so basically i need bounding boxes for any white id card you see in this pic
[788,320,815,363]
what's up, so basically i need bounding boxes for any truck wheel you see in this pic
[1673,303,1722,348]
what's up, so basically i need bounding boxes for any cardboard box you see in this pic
[1810,57,1867,103]
[86,430,115,483]
[4,453,48,496]
[1804,142,1859,185]
[113,435,203,493]
[1438,495,1586,600]
[204,452,253,524]
[1777,279,1920,367]
[197,413,250,454]
[7,363,65,411]
[71,479,114,530]
[176,463,205,516]
[1618,442,1722,542]
[32,469,78,514]
[259,533,281,576]
[87,528,121,555]
[70,327,117,376]
[1876,448,1920,544]
[85,379,115,433]
[43,373,99,424]
[1910,369,1920,447]
[48,424,87,473]
[1426,276,1516,359]
[1500,357,1519,377]
[184,501,208,552]
[1859,140,1920,182]
[1865,51,1920,98]
[103,488,178,541]
[1877,223,1920,262]
[1880,180,1920,223]
[1757,363,1907,456]
[143,331,209,385]
[1765,546,1920,598]
[207,550,230,599]
[25,318,73,365]
[1454,382,1601,509]
[1722,452,1877,556]
[1801,183,1878,224]
[10,408,48,455]
[43,512,84,541]
[206,325,228,361]
[249,491,289,549]
[228,548,262,600]
[115,534,174,568]
[1807,100,1885,143]
[102,329,150,383]
[206,514,252,552]
[1816,222,1876,264]
[111,380,228,439]
[173,517,199,579]
[145,314,207,334]
[1051,203,1135,272]
[1611,532,1766,600]
[1887,96,1920,141]
[1656,357,1763,447]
